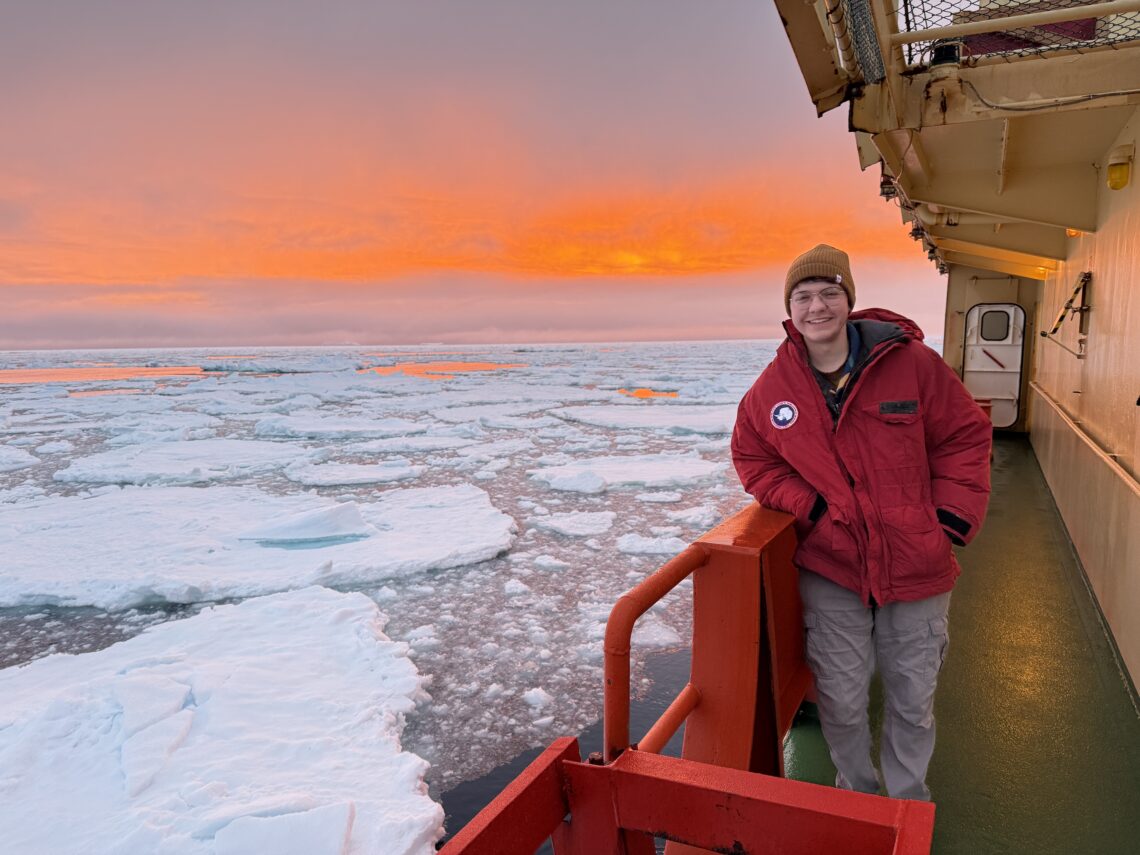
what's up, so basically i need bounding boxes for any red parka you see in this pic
[731,309,992,605]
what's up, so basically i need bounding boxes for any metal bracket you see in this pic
[1040,271,1091,359]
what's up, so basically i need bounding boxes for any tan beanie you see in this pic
[784,244,855,314]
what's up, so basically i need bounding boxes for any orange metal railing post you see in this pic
[602,543,709,762]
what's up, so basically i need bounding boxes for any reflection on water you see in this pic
[361,361,527,380]
[0,366,204,384]
[618,388,679,399]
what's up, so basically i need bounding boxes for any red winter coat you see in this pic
[731,309,992,605]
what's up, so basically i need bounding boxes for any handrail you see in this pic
[637,682,702,755]
[603,543,710,762]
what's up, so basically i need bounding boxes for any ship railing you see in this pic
[440,503,937,855]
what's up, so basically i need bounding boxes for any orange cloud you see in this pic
[1,163,912,287]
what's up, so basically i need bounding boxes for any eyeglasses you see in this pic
[790,287,847,308]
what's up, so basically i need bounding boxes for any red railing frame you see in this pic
[604,503,813,776]
[441,503,937,855]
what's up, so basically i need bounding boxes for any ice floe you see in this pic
[0,445,39,472]
[553,404,736,435]
[284,459,425,486]
[53,439,306,486]
[0,484,516,609]
[0,586,442,855]
[528,510,616,537]
[255,413,426,440]
[528,453,726,493]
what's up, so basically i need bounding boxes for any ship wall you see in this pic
[1029,106,1140,684]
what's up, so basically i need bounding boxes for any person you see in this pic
[731,243,991,801]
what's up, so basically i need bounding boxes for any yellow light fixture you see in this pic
[1065,228,1082,238]
[1106,143,1134,191]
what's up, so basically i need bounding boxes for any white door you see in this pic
[963,303,1025,428]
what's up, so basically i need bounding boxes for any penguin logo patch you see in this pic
[770,401,799,430]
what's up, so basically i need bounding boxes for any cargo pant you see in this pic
[799,569,951,801]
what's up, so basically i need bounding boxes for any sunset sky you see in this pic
[2,1,945,350]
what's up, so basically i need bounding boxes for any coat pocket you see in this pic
[881,504,950,585]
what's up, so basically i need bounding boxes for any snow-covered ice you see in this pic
[528,510,616,537]
[0,484,516,610]
[528,453,726,493]
[0,587,442,854]
[553,404,735,435]
[53,439,305,486]
[0,445,40,472]
[284,459,425,486]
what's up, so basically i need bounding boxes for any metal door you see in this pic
[963,303,1025,429]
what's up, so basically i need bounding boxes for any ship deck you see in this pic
[785,435,1140,854]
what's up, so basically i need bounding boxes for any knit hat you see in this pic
[784,244,856,314]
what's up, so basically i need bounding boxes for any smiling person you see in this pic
[731,243,992,801]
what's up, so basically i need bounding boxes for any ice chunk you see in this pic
[0,588,442,854]
[528,454,725,493]
[0,445,39,472]
[528,511,615,537]
[53,439,303,486]
[0,485,515,610]
[616,533,689,555]
[284,460,424,486]
[667,504,721,529]
[552,404,735,435]
[255,413,426,439]
[533,555,571,571]
[237,502,379,544]
[636,491,683,503]
[522,688,553,709]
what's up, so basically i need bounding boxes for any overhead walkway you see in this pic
[786,436,1140,854]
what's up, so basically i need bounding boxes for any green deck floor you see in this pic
[783,436,1140,854]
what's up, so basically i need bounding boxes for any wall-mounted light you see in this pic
[1066,228,1082,238]
[1106,143,1134,191]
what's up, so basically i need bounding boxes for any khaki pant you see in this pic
[799,569,951,801]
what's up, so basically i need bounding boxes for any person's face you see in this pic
[789,279,851,346]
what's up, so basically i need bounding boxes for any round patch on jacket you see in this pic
[770,401,799,430]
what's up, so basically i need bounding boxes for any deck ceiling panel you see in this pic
[942,248,1050,279]
[912,106,1136,173]
[923,222,1069,260]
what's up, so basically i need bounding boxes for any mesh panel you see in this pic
[848,0,888,82]
[895,0,1140,66]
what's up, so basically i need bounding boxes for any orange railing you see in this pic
[602,502,814,778]
[602,543,710,762]
[441,503,937,855]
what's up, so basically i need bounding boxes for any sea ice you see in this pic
[284,459,425,486]
[255,413,426,440]
[0,484,516,610]
[0,445,39,472]
[667,504,721,530]
[552,404,736,434]
[527,511,616,537]
[0,587,442,855]
[528,453,726,493]
[616,533,690,555]
[53,438,306,486]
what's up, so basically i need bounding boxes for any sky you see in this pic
[1,1,946,350]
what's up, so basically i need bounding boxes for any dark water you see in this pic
[437,647,692,852]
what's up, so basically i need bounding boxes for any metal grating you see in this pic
[895,0,1140,66]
